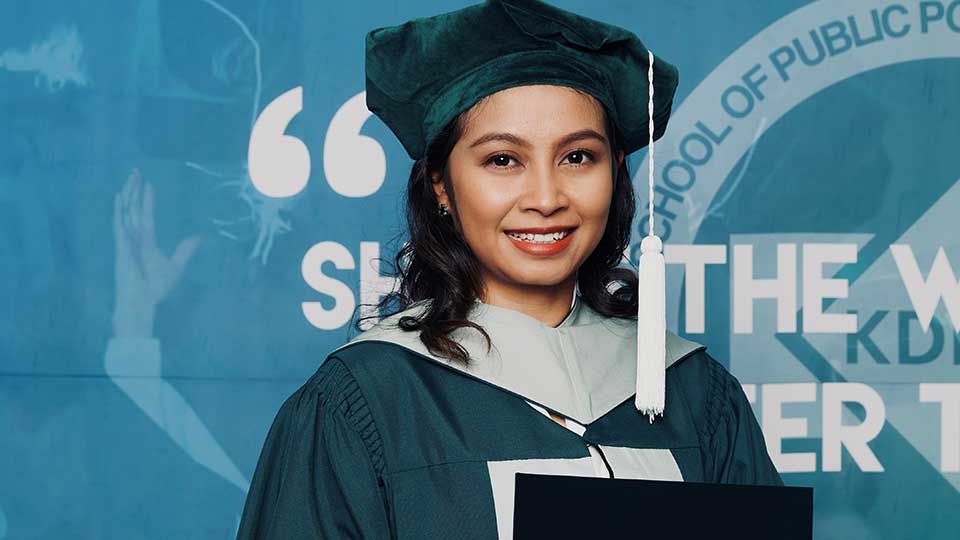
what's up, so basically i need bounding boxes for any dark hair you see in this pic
[354,89,639,366]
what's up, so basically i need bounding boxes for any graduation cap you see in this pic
[365,0,679,421]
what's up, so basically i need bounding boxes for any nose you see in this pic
[519,162,568,216]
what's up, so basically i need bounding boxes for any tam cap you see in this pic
[364,0,676,422]
[364,0,678,160]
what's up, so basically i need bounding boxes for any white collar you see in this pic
[330,291,705,425]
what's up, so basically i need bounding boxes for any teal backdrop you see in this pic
[1,1,958,538]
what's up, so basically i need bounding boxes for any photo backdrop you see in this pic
[1,1,958,538]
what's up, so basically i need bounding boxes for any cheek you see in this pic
[574,175,614,222]
[455,180,514,241]
[570,176,614,255]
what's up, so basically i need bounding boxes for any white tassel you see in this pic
[634,49,666,422]
[635,235,666,422]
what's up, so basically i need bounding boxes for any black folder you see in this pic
[514,473,813,539]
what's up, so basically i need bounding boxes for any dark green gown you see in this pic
[236,292,782,539]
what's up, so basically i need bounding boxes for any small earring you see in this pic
[438,203,450,217]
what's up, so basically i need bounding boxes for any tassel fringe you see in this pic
[635,234,666,422]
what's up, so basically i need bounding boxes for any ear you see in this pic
[617,149,625,169]
[430,170,449,207]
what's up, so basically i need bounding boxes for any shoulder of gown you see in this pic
[669,349,785,486]
[235,357,392,539]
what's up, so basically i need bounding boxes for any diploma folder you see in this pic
[513,473,813,539]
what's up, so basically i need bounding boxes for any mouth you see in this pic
[504,228,576,244]
[502,226,578,257]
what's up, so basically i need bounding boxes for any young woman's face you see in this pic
[432,84,623,297]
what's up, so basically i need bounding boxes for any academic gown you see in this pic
[236,291,783,539]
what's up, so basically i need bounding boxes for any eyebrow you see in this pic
[467,128,608,150]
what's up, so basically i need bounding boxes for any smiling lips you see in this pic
[504,226,577,256]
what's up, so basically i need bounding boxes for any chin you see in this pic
[502,262,576,286]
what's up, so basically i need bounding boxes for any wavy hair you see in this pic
[355,89,639,366]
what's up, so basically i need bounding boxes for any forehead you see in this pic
[460,84,606,141]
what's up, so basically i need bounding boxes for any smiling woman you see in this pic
[363,79,647,368]
[236,1,783,539]
[430,84,625,326]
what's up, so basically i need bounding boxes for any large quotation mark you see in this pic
[323,91,386,197]
[249,88,386,199]
[248,86,311,198]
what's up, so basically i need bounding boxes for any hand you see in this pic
[112,168,203,337]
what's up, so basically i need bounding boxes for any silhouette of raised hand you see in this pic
[112,168,202,337]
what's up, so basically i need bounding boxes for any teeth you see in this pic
[506,230,570,243]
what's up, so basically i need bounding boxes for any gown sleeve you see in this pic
[236,358,392,539]
[701,352,784,487]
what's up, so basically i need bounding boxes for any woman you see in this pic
[237,1,782,538]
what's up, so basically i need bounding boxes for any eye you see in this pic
[484,153,520,169]
[562,149,595,167]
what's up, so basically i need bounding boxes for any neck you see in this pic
[479,273,578,328]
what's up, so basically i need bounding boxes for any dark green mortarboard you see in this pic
[364,0,679,160]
